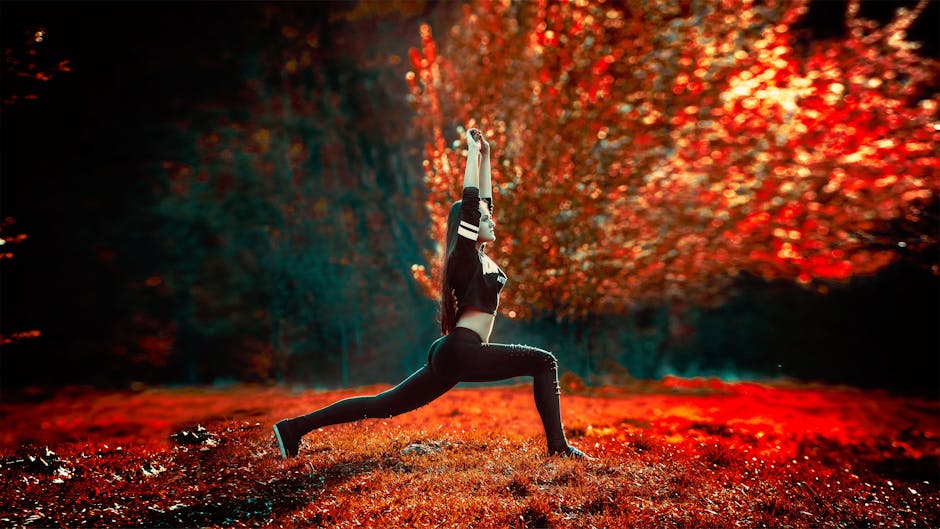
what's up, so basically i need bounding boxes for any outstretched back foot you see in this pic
[550,445,594,460]
[273,419,301,459]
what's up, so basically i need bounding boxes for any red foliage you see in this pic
[408,0,940,319]
[1,381,937,527]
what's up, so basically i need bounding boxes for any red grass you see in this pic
[1,378,937,528]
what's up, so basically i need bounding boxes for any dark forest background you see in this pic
[1,1,937,395]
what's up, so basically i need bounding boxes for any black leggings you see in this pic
[288,327,569,452]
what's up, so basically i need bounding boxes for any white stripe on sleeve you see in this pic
[458,226,478,240]
[459,221,479,233]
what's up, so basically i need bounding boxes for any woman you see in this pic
[273,128,590,460]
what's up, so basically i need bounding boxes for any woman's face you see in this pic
[477,202,496,242]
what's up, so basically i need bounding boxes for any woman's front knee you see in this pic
[541,352,562,395]
[542,351,558,371]
[524,347,558,373]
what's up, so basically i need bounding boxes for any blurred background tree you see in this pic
[408,0,939,383]
[409,0,938,318]
[2,2,449,387]
[141,3,445,385]
[1,0,936,392]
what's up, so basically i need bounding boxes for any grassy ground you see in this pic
[1,377,937,528]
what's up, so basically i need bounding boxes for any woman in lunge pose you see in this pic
[273,128,590,460]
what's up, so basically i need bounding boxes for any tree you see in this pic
[408,0,939,321]
[146,3,438,384]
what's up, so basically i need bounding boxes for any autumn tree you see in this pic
[408,0,939,321]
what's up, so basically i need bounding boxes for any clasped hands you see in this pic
[466,127,490,157]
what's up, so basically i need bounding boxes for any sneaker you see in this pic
[550,445,594,460]
[273,419,301,459]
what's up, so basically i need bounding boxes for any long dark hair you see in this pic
[439,200,463,335]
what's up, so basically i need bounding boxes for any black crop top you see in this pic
[448,186,508,316]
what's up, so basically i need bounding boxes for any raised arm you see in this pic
[463,129,482,190]
[479,134,493,209]
[455,129,484,247]
[478,133,492,199]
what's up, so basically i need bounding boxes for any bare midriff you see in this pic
[455,307,496,343]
